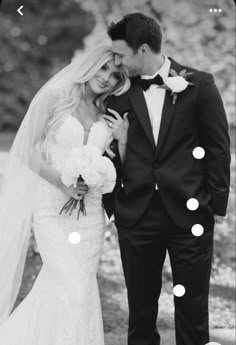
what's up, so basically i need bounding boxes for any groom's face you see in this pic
[112,40,143,77]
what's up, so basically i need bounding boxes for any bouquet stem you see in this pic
[59,195,86,220]
[77,195,86,220]
[59,176,87,220]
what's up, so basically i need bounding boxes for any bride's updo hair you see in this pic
[52,46,130,117]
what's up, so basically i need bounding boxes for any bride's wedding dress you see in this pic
[0,114,112,345]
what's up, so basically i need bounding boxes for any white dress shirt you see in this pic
[141,55,171,190]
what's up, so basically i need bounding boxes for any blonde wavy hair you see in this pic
[51,45,130,118]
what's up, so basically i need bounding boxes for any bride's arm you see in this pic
[31,148,62,187]
[28,90,63,187]
[31,147,88,199]
[29,90,87,198]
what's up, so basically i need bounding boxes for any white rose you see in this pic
[61,174,77,187]
[93,158,106,174]
[101,157,116,181]
[165,76,188,93]
[82,168,101,187]
[102,180,116,194]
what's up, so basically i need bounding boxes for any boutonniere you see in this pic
[159,69,194,104]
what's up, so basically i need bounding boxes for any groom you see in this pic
[104,13,230,345]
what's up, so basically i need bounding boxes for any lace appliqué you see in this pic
[41,115,113,172]
[32,114,107,345]
[54,283,77,345]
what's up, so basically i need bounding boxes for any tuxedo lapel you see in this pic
[155,58,182,159]
[128,83,156,151]
[154,89,176,159]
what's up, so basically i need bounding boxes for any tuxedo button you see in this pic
[191,224,204,236]
[192,146,205,159]
[186,198,199,211]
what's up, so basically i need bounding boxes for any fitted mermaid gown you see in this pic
[0,114,113,345]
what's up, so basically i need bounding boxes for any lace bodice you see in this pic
[41,115,113,173]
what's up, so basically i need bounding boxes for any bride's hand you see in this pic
[59,180,89,200]
[104,109,129,144]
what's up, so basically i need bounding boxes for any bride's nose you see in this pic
[102,72,109,84]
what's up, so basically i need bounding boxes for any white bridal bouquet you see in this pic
[59,145,116,219]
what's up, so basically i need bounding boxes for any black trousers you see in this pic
[116,191,214,345]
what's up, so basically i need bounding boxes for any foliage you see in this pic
[0,0,235,129]
[0,0,95,129]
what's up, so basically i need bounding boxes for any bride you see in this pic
[0,46,130,345]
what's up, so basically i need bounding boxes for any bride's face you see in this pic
[88,60,122,95]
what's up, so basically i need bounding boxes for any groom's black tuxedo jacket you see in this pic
[103,58,231,230]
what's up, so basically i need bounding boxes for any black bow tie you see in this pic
[139,74,164,91]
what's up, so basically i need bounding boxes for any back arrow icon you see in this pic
[17,6,24,16]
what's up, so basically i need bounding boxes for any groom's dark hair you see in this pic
[107,13,162,54]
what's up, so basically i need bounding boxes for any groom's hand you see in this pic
[104,109,129,143]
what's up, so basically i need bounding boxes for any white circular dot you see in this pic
[186,198,199,211]
[173,284,186,297]
[192,146,205,159]
[214,9,217,12]
[209,9,213,12]
[218,9,222,12]
[191,224,204,237]
[68,232,81,244]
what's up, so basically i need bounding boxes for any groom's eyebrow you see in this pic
[115,52,124,58]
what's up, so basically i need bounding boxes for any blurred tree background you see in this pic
[0,0,235,131]
[0,0,235,341]
[0,0,95,129]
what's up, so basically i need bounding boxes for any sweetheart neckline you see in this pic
[69,115,99,130]
[67,115,105,146]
